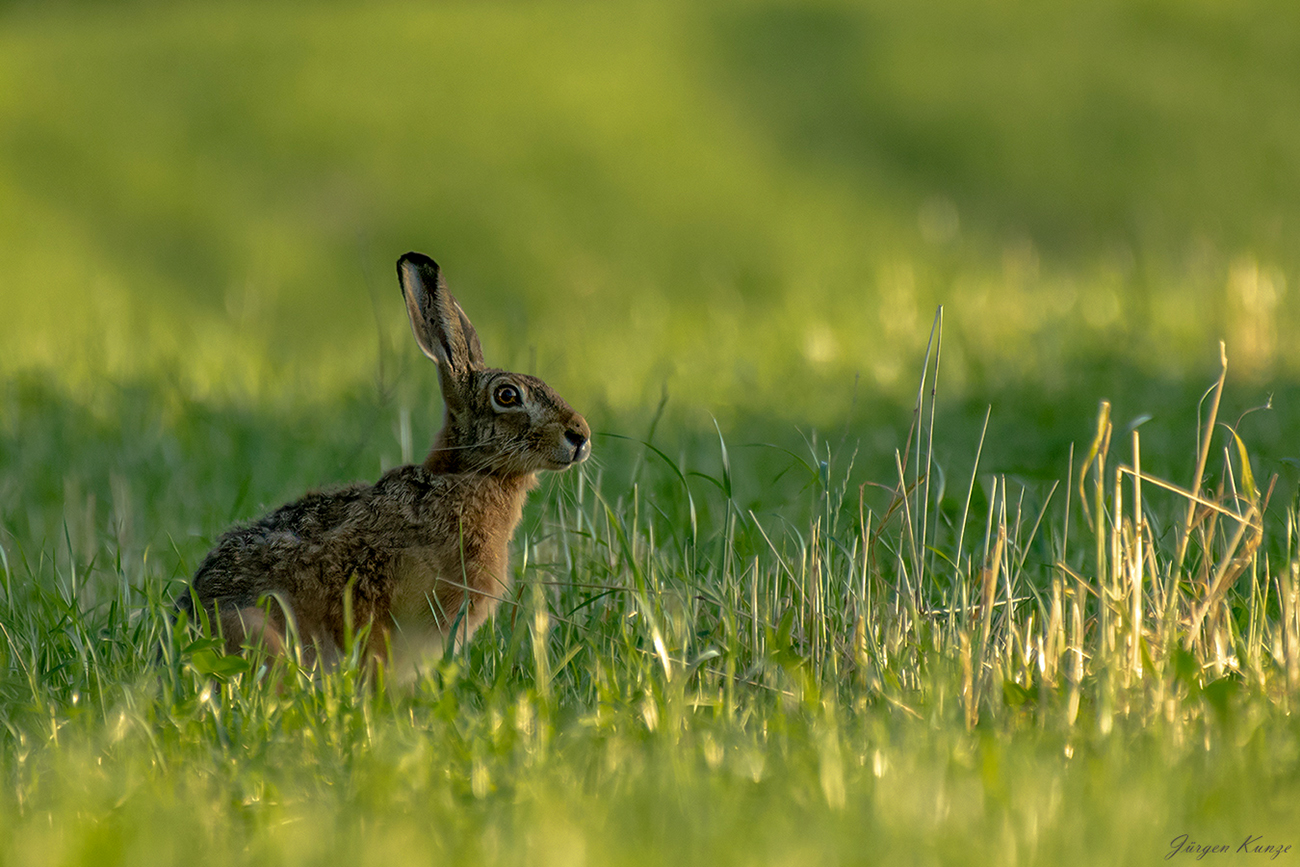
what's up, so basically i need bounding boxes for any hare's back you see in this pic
[190,481,378,603]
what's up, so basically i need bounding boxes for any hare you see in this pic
[177,252,591,680]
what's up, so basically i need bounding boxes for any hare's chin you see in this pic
[546,448,589,471]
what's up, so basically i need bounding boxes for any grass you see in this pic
[3,0,1300,863]
[2,349,1299,865]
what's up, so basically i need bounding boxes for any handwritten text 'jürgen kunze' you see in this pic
[1167,835,1293,861]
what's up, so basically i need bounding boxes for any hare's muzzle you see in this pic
[565,425,591,466]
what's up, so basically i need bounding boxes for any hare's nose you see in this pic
[565,428,591,463]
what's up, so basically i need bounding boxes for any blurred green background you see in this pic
[2,0,1299,516]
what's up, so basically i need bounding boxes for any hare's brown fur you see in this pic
[179,253,590,678]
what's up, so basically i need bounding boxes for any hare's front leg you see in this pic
[218,605,287,657]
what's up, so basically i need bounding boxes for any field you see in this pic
[2,1,1300,864]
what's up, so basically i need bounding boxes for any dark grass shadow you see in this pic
[3,356,1298,600]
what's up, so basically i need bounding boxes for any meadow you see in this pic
[2,1,1300,864]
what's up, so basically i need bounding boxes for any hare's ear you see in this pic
[397,253,485,377]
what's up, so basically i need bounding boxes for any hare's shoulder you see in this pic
[371,463,535,528]
[370,464,481,516]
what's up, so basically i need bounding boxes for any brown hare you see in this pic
[178,252,591,680]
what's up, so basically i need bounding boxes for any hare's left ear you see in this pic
[397,253,485,377]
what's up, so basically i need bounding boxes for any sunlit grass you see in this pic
[2,344,1299,864]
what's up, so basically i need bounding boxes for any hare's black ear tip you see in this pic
[397,252,440,277]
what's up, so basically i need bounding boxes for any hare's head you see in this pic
[398,253,591,476]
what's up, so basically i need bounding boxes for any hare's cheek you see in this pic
[487,415,514,442]
[506,412,535,440]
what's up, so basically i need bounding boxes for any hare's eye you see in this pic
[494,384,522,408]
